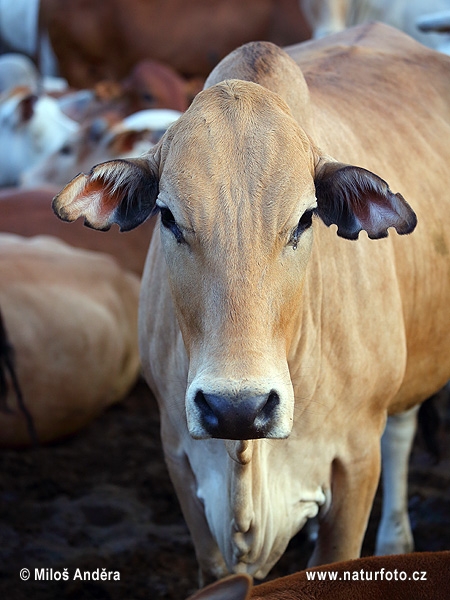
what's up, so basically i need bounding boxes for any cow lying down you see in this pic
[52,24,450,578]
[0,234,140,446]
[0,186,155,275]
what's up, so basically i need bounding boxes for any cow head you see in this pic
[53,79,416,441]
[0,90,78,186]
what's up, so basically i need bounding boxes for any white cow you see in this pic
[20,109,182,188]
[300,0,450,53]
[417,10,450,53]
[0,88,78,186]
[0,0,58,76]
[0,54,39,95]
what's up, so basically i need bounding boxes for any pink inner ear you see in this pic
[54,157,158,232]
[353,189,415,238]
[315,162,417,240]
[53,172,123,230]
[86,178,122,221]
[75,176,127,230]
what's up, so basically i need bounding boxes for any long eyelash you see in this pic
[292,209,314,250]
[159,206,184,244]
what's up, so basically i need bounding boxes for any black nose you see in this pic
[193,389,280,439]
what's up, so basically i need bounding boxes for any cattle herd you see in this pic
[0,1,449,599]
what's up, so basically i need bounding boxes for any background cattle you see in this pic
[20,108,182,188]
[0,234,141,446]
[58,62,191,123]
[0,0,57,76]
[0,187,155,274]
[0,88,78,187]
[0,54,40,95]
[417,10,450,33]
[113,59,193,113]
[0,87,181,188]
[417,10,450,53]
[300,0,450,52]
[41,0,310,86]
[0,0,310,85]
[0,53,67,95]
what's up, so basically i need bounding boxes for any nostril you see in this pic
[194,390,218,429]
[194,390,211,415]
[192,388,282,438]
[261,390,280,420]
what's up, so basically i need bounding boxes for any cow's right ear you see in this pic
[187,574,252,600]
[52,157,158,232]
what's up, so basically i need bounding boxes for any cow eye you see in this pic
[160,206,184,244]
[142,92,155,105]
[60,144,72,155]
[291,209,314,249]
[297,209,314,233]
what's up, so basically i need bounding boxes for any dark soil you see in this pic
[0,380,449,599]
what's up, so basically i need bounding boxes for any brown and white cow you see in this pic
[0,234,141,446]
[20,109,182,189]
[52,24,450,578]
[1,0,310,85]
[188,552,450,599]
[40,0,310,87]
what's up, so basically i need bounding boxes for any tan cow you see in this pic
[0,187,154,275]
[52,24,450,579]
[0,234,140,446]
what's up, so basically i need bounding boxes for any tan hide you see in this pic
[52,24,450,578]
[0,234,140,446]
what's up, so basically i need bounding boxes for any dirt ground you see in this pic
[0,379,449,600]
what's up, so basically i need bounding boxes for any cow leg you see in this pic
[308,440,381,566]
[375,405,418,555]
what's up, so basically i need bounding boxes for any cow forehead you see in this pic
[158,80,316,228]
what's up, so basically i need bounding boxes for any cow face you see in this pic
[53,79,416,441]
[156,81,319,441]
[0,90,78,186]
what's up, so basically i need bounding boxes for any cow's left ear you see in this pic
[314,157,417,239]
[52,157,158,232]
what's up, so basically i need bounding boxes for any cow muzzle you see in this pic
[186,377,294,440]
